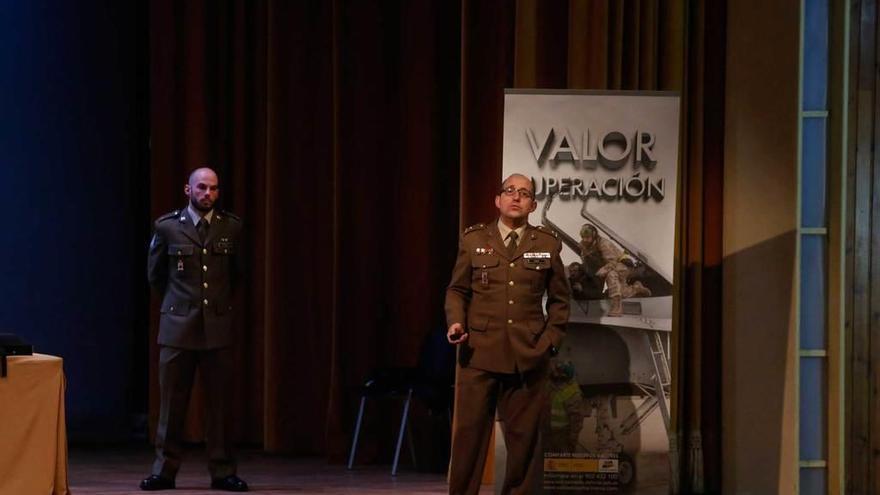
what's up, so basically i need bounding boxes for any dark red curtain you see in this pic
[150,0,461,460]
[149,1,724,491]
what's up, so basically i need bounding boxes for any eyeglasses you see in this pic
[500,186,534,199]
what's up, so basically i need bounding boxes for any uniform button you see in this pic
[508,281,514,286]
[203,299,209,305]
[202,265,208,271]
[508,319,513,324]
[203,248,208,254]
[203,282,208,289]
[509,262,515,268]
[169,306,175,311]
[509,300,514,305]
[177,250,182,255]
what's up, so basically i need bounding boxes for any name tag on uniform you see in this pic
[523,252,551,259]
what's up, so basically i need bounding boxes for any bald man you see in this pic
[445,173,570,494]
[141,168,247,492]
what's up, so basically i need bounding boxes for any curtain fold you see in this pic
[149,1,724,490]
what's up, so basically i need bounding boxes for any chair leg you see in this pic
[392,388,413,476]
[347,395,367,470]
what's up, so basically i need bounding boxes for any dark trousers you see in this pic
[448,362,549,495]
[152,346,236,480]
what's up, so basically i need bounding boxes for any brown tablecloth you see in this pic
[0,353,69,495]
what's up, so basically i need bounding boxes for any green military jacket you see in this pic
[148,208,242,350]
[445,221,570,373]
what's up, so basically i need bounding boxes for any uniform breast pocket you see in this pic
[169,244,194,257]
[213,239,235,255]
[471,256,499,285]
[168,244,194,276]
[161,300,191,316]
[522,257,550,290]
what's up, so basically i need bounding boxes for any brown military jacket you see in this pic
[445,221,570,373]
[147,208,243,350]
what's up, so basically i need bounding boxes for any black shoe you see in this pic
[211,475,249,492]
[140,475,175,491]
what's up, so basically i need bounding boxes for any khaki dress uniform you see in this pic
[445,221,570,495]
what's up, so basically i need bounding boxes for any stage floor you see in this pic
[69,446,472,495]
[69,446,667,494]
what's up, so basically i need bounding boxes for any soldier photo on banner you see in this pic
[500,90,680,494]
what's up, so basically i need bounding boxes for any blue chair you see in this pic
[347,330,454,475]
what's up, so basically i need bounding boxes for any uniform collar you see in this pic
[496,218,527,243]
[187,204,214,226]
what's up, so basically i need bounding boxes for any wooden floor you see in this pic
[69,446,667,494]
[69,446,476,495]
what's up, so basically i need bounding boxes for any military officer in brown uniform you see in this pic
[140,168,248,492]
[445,173,570,495]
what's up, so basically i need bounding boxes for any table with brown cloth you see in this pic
[0,353,69,495]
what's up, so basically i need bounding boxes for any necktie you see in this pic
[197,218,209,244]
[507,231,518,258]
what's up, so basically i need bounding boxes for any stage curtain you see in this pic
[149,0,462,461]
[149,1,724,490]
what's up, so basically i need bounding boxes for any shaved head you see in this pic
[501,173,533,193]
[185,167,220,213]
[188,167,218,186]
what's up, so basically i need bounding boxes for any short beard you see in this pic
[190,196,214,213]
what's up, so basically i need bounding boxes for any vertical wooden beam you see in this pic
[826,0,849,493]
[869,1,880,488]
[848,0,876,492]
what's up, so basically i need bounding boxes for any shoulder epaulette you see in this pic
[156,210,180,223]
[535,225,559,238]
[218,210,242,222]
[463,223,486,236]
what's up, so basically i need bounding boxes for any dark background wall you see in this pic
[0,1,149,441]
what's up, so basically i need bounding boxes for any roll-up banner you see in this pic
[496,90,680,493]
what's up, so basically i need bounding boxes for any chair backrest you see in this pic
[416,328,455,386]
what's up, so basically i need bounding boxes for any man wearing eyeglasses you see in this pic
[445,173,571,495]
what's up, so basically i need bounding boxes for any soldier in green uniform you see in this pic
[547,361,584,453]
[140,168,248,492]
[445,173,571,495]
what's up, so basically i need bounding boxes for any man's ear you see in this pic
[529,201,537,213]
[495,195,502,210]
[184,184,191,196]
